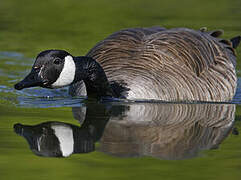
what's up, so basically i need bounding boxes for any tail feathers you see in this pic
[231,36,241,49]
[199,27,224,38]
[200,27,240,56]
[219,39,232,46]
[226,47,236,56]
[209,30,224,38]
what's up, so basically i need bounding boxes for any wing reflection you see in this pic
[100,103,236,160]
[14,103,236,159]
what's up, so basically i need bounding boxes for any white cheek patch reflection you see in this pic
[37,136,42,151]
[52,55,76,88]
[51,124,74,157]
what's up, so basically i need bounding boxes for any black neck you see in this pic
[72,103,111,153]
[73,56,115,99]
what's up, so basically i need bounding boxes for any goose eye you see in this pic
[53,58,62,65]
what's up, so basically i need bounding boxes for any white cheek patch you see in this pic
[51,124,74,157]
[52,55,76,88]
[38,65,44,79]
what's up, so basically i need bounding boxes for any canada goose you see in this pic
[14,27,240,101]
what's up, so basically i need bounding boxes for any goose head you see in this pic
[14,50,114,98]
[14,50,81,90]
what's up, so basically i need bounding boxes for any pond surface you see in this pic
[0,0,241,180]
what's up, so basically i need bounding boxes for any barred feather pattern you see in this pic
[86,27,237,101]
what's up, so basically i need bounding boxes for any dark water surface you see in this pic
[0,0,241,179]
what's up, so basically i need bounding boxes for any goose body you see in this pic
[14,27,240,101]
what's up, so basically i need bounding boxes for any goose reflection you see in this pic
[14,103,236,159]
[14,103,109,157]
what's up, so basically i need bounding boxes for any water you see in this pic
[0,0,241,179]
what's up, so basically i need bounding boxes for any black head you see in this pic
[14,50,76,90]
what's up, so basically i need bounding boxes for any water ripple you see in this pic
[17,96,86,108]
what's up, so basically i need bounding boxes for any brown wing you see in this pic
[86,27,236,77]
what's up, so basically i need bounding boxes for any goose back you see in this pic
[83,27,238,101]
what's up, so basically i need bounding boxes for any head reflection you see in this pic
[14,103,236,159]
[14,122,94,157]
